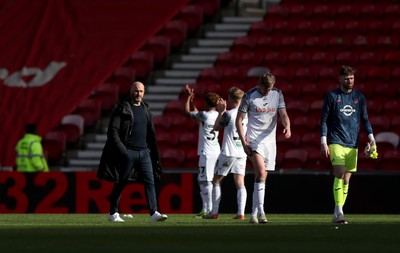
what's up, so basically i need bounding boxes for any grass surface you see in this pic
[1,214,400,252]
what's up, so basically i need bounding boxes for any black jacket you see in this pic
[97,98,162,183]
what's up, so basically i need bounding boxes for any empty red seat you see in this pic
[128,50,154,78]
[159,20,188,48]
[383,100,400,119]
[247,21,272,39]
[377,150,400,171]
[153,115,172,133]
[312,4,336,19]
[279,148,308,169]
[73,99,102,128]
[366,100,383,115]
[291,116,318,135]
[142,36,171,64]
[303,35,328,51]
[310,52,335,67]
[177,131,198,151]
[369,115,390,133]
[334,51,359,66]
[264,4,288,20]
[189,0,220,17]
[382,51,400,66]
[277,134,301,154]
[42,131,67,164]
[92,84,119,111]
[214,51,240,70]
[375,131,399,152]
[56,114,84,146]
[111,66,136,95]
[181,149,199,169]
[160,148,185,168]
[240,52,264,71]
[175,5,204,32]
[163,100,185,118]
[286,100,310,119]
[303,148,331,170]
[230,36,257,54]
[309,100,323,119]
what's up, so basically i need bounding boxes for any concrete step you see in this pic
[75,150,102,159]
[163,70,201,78]
[171,62,213,70]
[180,54,217,62]
[68,159,99,167]
[188,47,229,54]
[214,23,251,31]
[154,78,196,86]
[205,31,247,39]
[222,16,262,24]
[197,39,233,47]
[145,94,179,101]
[147,85,183,94]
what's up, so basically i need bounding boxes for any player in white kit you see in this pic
[202,87,248,220]
[236,72,291,224]
[184,84,221,217]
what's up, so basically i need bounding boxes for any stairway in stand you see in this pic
[61,7,263,172]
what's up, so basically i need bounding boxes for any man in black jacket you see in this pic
[97,81,167,222]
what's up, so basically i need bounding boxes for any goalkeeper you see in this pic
[320,65,377,225]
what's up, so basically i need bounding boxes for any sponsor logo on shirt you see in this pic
[255,107,276,113]
[340,105,356,116]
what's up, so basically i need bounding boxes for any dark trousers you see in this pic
[109,148,158,215]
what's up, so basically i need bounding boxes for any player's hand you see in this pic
[321,143,330,158]
[283,128,291,139]
[364,140,378,159]
[185,84,195,97]
[216,98,226,113]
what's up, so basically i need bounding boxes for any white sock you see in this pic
[237,187,247,216]
[212,184,221,214]
[255,182,266,215]
[251,185,258,216]
[199,183,207,212]
[200,181,213,213]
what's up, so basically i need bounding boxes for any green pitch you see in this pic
[1,214,400,253]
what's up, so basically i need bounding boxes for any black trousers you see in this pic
[109,148,158,215]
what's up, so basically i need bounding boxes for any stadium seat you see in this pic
[310,52,335,68]
[334,51,359,66]
[382,51,400,66]
[175,5,204,33]
[92,83,119,112]
[214,51,240,71]
[264,4,288,20]
[277,134,300,154]
[189,0,220,17]
[271,20,296,36]
[375,131,399,151]
[286,100,310,119]
[181,148,199,169]
[358,51,383,67]
[56,114,85,147]
[153,115,172,133]
[327,35,352,52]
[156,131,179,154]
[230,36,257,55]
[286,51,310,67]
[73,99,102,128]
[366,19,392,36]
[159,20,188,48]
[280,148,308,170]
[335,4,359,19]
[142,36,171,64]
[366,100,383,115]
[197,67,223,85]
[294,67,319,82]
[280,36,304,51]
[377,150,400,171]
[319,20,343,36]
[163,100,185,118]
[160,148,185,168]
[291,116,318,135]
[369,115,391,134]
[359,3,384,19]
[312,4,336,19]
[240,52,264,71]
[110,66,136,96]
[177,131,198,151]
[343,20,368,35]
[255,36,282,54]
[309,100,323,119]
[42,131,67,165]
[357,155,380,171]
[128,50,154,78]
[170,115,198,131]
[375,35,399,51]
[303,147,331,170]
[372,82,398,99]
[383,100,400,119]
[295,20,319,36]
[247,21,272,39]
[263,51,287,69]
[303,36,329,52]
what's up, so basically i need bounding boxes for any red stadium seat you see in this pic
[312,4,336,19]
[175,5,204,32]
[366,100,383,115]
[160,148,185,168]
[286,100,310,119]
[358,51,383,66]
[375,131,399,152]
[240,52,264,71]
[382,51,400,66]
[230,36,257,55]
[142,36,171,64]
[128,50,154,78]
[377,150,400,171]
[280,148,308,169]
[55,114,84,146]
[389,116,400,135]
[280,36,305,51]
[291,116,318,135]
[177,131,198,151]
[156,131,179,154]
[277,134,301,154]
[73,99,102,128]
[303,148,331,170]
[383,100,400,119]
[263,51,287,69]
[92,84,119,112]
[247,21,272,39]
[181,148,199,169]
[110,66,136,96]
[310,52,335,68]
[375,35,399,51]
[357,155,380,171]
[334,51,359,67]
[189,0,220,17]
[170,115,198,131]
[255,36,282,54]
[296,20,319,36]
[163,100,185,118]
[309,100,323,119]
[369,115,391,134]
[42,131,67,164]
[303,36,328,51]
[264,4,288,20]
[153,115,172,133]
[214,51,240,71]
[159,20,188,48]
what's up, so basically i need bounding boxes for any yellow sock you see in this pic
[342,184,349,205]
[333,178,344,206]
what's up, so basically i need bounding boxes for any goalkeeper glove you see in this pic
[364,140,378,159]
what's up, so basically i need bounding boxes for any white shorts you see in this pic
[250,141,277,171]
[215,154,247,176]
[198,154,218,182]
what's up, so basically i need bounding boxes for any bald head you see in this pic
[130,81,145,105]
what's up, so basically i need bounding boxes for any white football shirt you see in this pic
[190,110,220,156]
[238,87,286,144]
[219,107,247,158]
